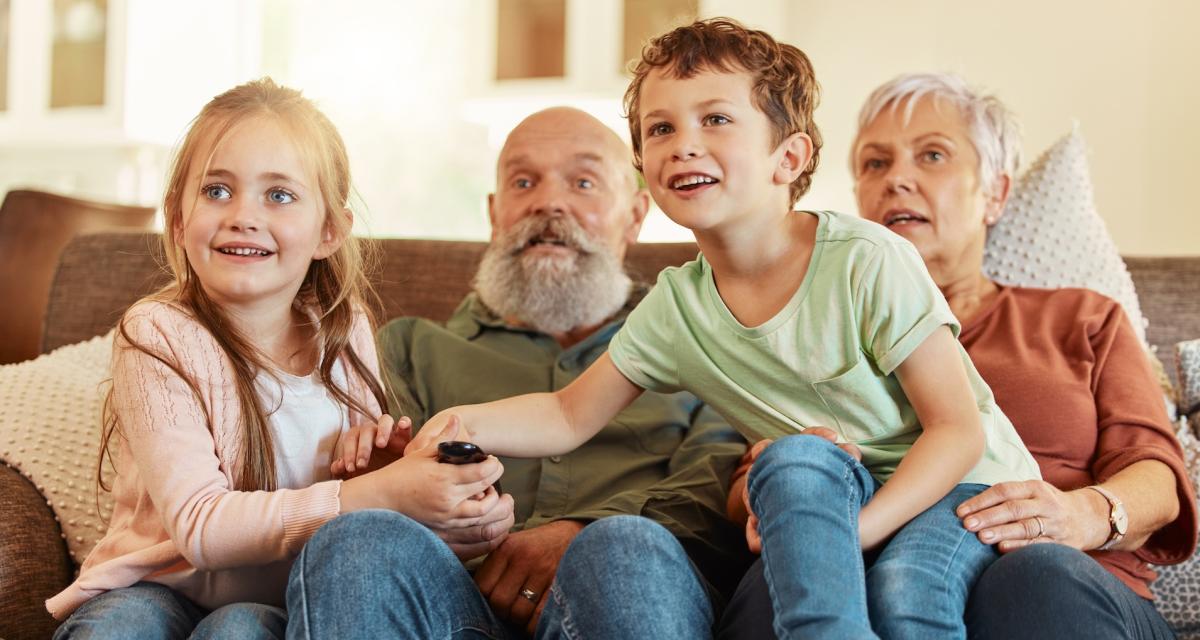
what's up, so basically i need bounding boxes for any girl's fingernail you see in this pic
[964,517,977,529]
[981,530,994,542]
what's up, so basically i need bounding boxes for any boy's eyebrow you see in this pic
[642,98,738,122]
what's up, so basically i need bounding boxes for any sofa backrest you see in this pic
[43,232,1200,384]
[42,231,699,352]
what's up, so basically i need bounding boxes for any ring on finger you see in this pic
[519,587,538,602]
[1033,515,1046,539]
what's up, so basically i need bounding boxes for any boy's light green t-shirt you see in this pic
[608,210,1040,484]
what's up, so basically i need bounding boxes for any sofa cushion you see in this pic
[1149,339,1200,637]
[0,331,115,568]
[984,127,1148,344]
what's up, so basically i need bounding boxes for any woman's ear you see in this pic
[313,207,351,259]
[773,132,814,186]
[983,173,1013,225]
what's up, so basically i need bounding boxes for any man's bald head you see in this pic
[498,107,640,193]
[479,106,651,337]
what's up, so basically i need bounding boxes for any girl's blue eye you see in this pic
[203,184,231,200]
[705,114,731,126]
[268,188,296,204]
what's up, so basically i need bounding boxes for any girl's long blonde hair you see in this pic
[99,78,384,492]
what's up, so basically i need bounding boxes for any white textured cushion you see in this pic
[0,332,115,567]
[983,127,1148,345]
[1150,339,1200,636]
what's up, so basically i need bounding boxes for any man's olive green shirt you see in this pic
[377,293,751,594]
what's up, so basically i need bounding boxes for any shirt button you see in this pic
[549,455,562,463]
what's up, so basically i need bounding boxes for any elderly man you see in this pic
[285,107,749,639]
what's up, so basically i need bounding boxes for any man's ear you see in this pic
[623,188,651,245]
[983,173,1012,225]
[487,193,499,241]
[313,207,351,260]
[773,132,814,187]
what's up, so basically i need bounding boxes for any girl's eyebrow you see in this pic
[205,168,304,187]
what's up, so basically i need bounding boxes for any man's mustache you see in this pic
[502,215,596,256]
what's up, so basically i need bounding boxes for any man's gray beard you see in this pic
[474,215,633,335]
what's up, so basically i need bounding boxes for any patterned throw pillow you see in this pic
[983,127,1148,345]
[1149,339,1200,637]
[0,332,115,567]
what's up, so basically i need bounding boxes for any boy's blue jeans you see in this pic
[747,435,995,639]
[53,581,285,639]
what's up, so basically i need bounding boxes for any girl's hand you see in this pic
[341,418,509,530]
[956,480,1110,552]
[331,415,413,478]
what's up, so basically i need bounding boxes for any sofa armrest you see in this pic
[0,463,72,640]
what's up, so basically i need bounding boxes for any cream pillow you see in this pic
[1148,339,1200,634]
[0,331,115,567]
[983,127,1149,345]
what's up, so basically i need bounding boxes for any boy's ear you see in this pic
[313,207,351,260]
[773,132,815,187]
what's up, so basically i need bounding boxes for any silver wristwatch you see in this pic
[1087,485,1128,551]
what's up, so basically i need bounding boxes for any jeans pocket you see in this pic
[810,356,903,442]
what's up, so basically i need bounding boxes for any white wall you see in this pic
[3,1,1197,255]
[775,0,1200,256]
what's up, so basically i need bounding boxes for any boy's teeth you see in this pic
[672,175,717,189]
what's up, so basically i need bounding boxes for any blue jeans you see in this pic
[965,543,1175,639]
[54,581,285,639]
[286,510,713,639]
[745,435,996,639]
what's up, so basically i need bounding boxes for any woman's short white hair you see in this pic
[854,73,1022,195]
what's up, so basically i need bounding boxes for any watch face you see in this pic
[1113,505,1129,535]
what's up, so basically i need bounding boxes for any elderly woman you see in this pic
[717,73,1197,639]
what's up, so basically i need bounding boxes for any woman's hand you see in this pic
[332,414,412,478]
[956,479,1110,552]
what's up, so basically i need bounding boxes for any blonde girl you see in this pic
[47,78,508,639]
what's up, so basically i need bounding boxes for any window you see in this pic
[495,0,565,80]
[50,0,107,108]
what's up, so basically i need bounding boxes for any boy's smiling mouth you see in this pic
[669,172,720,191]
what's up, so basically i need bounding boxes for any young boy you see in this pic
[410,18,1040,638]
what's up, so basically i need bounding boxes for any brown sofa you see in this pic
[3,231,1199,639]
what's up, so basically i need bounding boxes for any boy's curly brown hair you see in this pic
[624,18,823,206]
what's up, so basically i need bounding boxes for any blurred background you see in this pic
[0,0,1196,254]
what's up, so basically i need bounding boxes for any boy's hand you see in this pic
[741,438,774,553]
[332,415,413,478]
[405,412,469,456]
[799,426,862,461]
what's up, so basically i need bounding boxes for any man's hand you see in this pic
[474,519,586,634]
[431,492,516,561]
